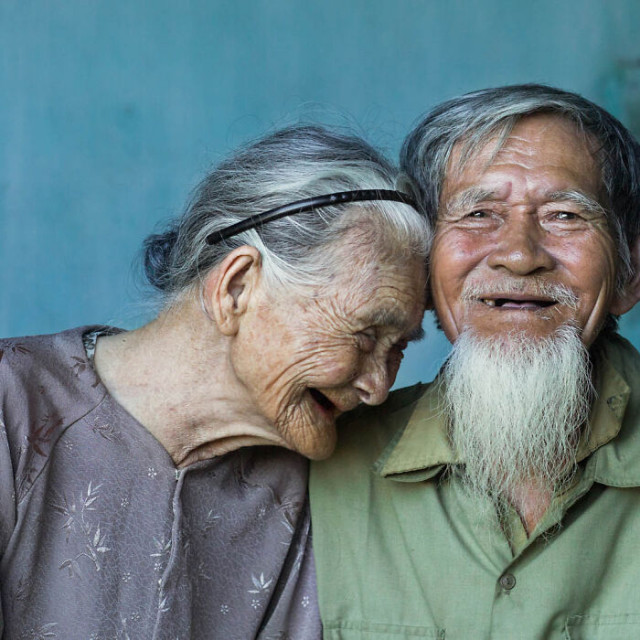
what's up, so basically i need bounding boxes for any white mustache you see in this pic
[461,278,578,309]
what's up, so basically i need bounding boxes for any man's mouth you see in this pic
[479,296,556,310]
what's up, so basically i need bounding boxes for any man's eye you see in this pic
[466,210,489,218]
[555,211,579,221]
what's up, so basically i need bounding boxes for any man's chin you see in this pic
[444,324,591,501]
[461,323,573,347]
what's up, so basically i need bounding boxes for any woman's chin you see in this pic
[288,424,337,461]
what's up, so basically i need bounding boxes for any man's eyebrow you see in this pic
[363,309,425,342]
[545,189,607,215]
[444,187,499,214]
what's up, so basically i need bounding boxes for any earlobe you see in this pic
[203,246,262,336]
[610,238,640,316]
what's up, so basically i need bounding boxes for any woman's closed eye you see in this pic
[355,330,377,353]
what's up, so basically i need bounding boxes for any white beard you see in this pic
[444,325,593,505]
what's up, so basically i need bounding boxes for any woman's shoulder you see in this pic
[0,326,108,473]
[1,325,98,370]
[0,326,105,402]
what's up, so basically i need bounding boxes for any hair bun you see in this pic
[143,226,179,291]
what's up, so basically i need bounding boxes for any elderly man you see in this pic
[309,85,640,639]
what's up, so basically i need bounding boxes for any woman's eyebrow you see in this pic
[406,325,426,342]
[363,309,425,342]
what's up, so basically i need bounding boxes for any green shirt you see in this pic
[310,334,640,639]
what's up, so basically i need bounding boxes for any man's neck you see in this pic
[507,480,554,535]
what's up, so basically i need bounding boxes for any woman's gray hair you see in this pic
[144,125,429,302]
[400,83,640,288]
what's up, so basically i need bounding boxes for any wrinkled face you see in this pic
[233,244,426,460]
[431,113,620,347]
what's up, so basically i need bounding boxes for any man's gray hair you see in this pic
[400,84,640,288]
[144,125,429,302]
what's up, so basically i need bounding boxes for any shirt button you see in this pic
[499,573,516,591]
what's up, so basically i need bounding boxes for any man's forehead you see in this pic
[441,115,604,205]
[445,114,599,177]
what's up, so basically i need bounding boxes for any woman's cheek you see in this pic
[386,350,404,387]
[319,351,360,384]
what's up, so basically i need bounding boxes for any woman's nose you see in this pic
[487,215,555,275]
[353,359,390,406]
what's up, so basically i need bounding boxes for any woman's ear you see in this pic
[203,246,262,336]
[611,237,640,316]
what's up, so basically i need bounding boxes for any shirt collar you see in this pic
[376,375,454,480]
[377,337,632,484]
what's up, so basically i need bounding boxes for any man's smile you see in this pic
[477,294,557,310]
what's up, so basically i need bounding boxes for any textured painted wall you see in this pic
[1,0,639,387]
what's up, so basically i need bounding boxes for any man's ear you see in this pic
[611,237,640,316]
[203,246,262,336]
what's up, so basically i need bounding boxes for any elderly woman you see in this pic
[0,125,428,639]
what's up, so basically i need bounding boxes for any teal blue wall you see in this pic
[2,0,640,387]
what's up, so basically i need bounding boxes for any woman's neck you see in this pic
[93,300,288,467]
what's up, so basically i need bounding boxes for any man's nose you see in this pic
[353,358,390,406]
[487,214,555,275]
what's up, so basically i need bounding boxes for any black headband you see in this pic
[205,189,418,245]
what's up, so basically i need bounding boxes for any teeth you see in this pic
[481,298,496,307]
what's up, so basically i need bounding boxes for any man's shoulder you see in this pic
[589,333,640,484]
[598,332,640,379]
[344,381,430,423]
[317,381,435,476]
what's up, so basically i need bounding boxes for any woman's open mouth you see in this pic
[308,388,337,414]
